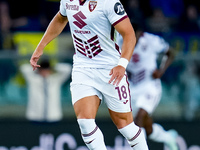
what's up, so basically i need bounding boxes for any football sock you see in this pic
[141,127,147,139]
[77,119,107,150]
[118,122,149,150]
[149,123,174,143]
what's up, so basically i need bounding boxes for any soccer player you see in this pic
[30,0,149,149]
[117,23,178,150]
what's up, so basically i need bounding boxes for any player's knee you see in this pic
[134,108,148,126]
[110,110,133,129]
[145,126,153,136]
[77,119,96,134]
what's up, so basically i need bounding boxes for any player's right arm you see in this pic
[152,47,174,78]
[30,12,68,71]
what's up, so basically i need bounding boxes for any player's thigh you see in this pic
[137,92,161,114]
[70,68,103,119]
[135,82,162,114]
[73,95,101,119]
[102,75,132,113]
[108,109,133,129]
[134,108,150,127]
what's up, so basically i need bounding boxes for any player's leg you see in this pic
[148,123,178,150]
[132,80,178,150]
[73,95,107,150]
[101,71,148,149]
[134,108,152,135]
[135,102,178,150]
[70,68,107,150]
[109,109,149,150]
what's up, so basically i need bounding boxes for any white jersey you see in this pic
[125,32,169,86]
[117,32,169,114]
[60,0,128,69]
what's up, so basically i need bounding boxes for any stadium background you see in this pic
[0,0,200,149]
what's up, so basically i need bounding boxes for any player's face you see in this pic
[38,69,52,77]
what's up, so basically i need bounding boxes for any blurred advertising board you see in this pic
[13,32,58,56]
[159,32,200,56]
[0,119,199,150]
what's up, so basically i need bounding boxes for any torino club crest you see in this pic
[89,1,97,12]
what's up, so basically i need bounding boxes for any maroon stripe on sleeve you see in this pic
[59,11,67,17]
[112,15,128,27]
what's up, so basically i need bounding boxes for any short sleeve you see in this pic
[59,0,67,16]
[147,34,169,53]
[103,0,128,26]
[155,36,169,53]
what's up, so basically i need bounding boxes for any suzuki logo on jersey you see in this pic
[114,2,125,15]
[73,11,87,29]
[89,1,97,12]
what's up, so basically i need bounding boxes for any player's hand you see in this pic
[30,51,43,71]
[109,65,126,86]
[152,69,163,79]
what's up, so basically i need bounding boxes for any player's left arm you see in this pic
[109,17,136,86]
[152,47,175,79]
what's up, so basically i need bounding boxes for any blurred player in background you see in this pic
[30,0,149,149]
[117,23,178,150]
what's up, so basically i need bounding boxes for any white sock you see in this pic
[118,122,149,150]
[77,119,107,150]
[149,123,173,143]
[141,127,147,139]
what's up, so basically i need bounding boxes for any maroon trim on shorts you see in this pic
[124,74,132,111]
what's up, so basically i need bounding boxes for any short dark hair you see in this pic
[39,59,51,70]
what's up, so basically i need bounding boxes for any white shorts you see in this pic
[70,67,131,113]
[130,79,162,115]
